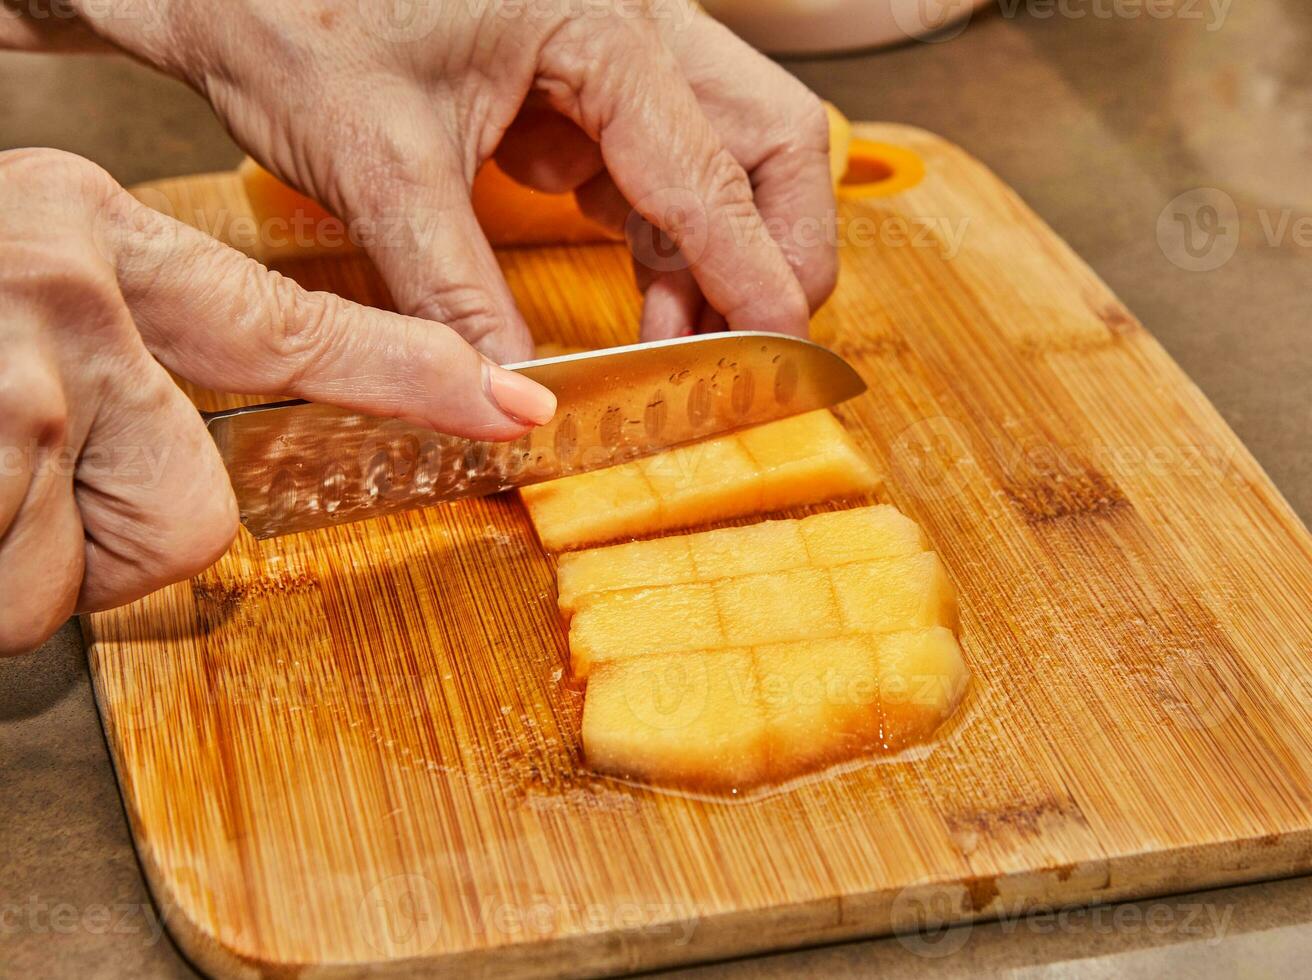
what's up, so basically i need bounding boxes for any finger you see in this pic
[495,107,603,194]
[639,269,702,341]
[0,347,83,655]
[107,198,556,442]
[73,352,240,612]
[539,20,811,337]
[335,122,536,364]
[574,171,631,235]
[666,15,839,312]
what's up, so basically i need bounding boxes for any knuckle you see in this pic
[259,273,343,385]
[0,147,115,200]
[406,283,503,350]
[0,354,69,451]
[701,146,754,210]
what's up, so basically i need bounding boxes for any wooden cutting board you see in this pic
[87,123,1312,978]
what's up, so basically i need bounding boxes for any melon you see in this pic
[874,628,970,750]
[755,635,881,776]
[522,411,881,552]
[554,505,927,614]
[581,650,769,792]
[568,553,957,677]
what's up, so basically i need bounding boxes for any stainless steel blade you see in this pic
[205,331,867,539]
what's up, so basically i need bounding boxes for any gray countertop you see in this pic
[2,2,1310,977]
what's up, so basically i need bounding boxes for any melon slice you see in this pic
[737,411,883,512]
[874,628,970,750]
[831,552,959,633]
[556,536,695,614]
[522,411,882,552]
[553,505,927,614]
[640,437,762,529]
[799,506,927,567]
[518,464,659,553]
[755,636,881,777]
[569,584,722,677]
[582,650,768,792]
[713,568,840,647]
[689,519,809,582]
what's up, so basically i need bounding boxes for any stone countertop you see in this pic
[3,1,1310,976]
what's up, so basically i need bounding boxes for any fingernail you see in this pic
[485,363,557,426]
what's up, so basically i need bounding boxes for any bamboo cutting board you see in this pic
[87,124,1312,978]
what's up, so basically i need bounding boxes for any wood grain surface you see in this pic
[87,124,1312,978]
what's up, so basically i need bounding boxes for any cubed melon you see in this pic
[800,506,927,566]
[568,583,722,677]
[736,411,882,512]
[874,628,970,750]
[640,438,762,529]
[830,553,959,633]
[556,536,695,615]
[755,636,881,777]
[582,650,769,791]
[522,411,882,552]
[688,519,809,581]
[519,465,659,552]
[713,568,841,646]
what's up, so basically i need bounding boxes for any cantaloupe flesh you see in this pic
[830,552,959,633]
[736,411,883,513]
[555,505,926,614]
[755,636,881,775]
[581,649,769,792]
[522,410,880,552]
[518,464,660,555]
[568,553,957,677]
[874,627,970,751]
[582,629,969,789]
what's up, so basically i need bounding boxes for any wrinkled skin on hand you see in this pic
[0,149,552,655]
[70,0,838,360]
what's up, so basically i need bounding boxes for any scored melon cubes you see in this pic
[569,552,958,677]
[521,410,881,551]
[555,505,927,614]
[569,583,722,677]
[737,411,882,513]
[830,553,960,634]
[581,629,970,789]
[519,464,659,553]
[755,636,882,774]
[582,650,769,792]
[640,437,762,529]
[874,628,970,751]
[556,536,695,613]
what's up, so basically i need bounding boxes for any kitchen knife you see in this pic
[205,332,867,539]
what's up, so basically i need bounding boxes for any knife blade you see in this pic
[204,331,867,539]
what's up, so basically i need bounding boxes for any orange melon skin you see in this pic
[237,157,619,260]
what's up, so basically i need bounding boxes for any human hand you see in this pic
[65,0,836,359]
[0,148,555,655]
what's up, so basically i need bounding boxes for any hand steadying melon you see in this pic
[234,102,854,261]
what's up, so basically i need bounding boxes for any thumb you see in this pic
[107,193,555,441]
